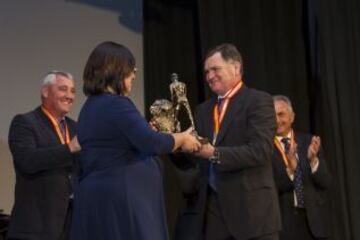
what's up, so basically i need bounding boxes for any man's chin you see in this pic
[210,87,223,96]
[276,129,285,136]
[60,109,70,116]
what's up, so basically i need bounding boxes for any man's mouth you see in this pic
[61,100,73,105]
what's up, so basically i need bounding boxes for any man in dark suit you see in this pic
[7,71,81,240]
[272,95,331,240]
[172,43,281,240]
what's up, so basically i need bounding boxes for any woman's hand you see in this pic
[172,128,201,153]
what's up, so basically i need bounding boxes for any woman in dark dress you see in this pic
[70,41,201,240]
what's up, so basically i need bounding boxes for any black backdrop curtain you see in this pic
[309,0,360,239]
[144,0,360,239]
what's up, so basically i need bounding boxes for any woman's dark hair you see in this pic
[83,41,136,96]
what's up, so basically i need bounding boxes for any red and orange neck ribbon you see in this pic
[212,81,243,144]
[41,106,70,145]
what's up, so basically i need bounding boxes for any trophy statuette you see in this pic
[149,99,180,133]
[149,73,207,143]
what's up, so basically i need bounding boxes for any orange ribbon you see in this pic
[212,81,243,144]
[41,106,70,144]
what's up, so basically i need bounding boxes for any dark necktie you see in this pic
[208,163,216,191]
[208,98,225,192]
[217,97,225,114]
[59,119,66,139]
[281,137,305,208]
[281,137,290,154]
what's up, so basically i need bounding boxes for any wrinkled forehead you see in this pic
[274,100,292,113]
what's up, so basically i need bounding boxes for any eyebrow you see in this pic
[204,65,223,72]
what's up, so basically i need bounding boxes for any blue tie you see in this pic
[281,137,290,154]
[208,163,216,191]
[208,98,225,192]
[281,137,305,208]
[293,165,305,208]
[59,119,66,139]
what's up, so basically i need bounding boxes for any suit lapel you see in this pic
[35,107,64,145]
[215,86,247,145]
[198,98,217,142]
[274,143,288,171]
[295,133,308,172]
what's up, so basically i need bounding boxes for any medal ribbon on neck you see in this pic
[274,130,295,167]
[212,81,243,144]
[41,106,70,144]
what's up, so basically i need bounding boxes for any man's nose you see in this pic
[206,71,215,81]
[65,91,75,100]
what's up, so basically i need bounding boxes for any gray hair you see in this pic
[273,95,294,113]
[42,70,74,86]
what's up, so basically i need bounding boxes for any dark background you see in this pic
[144,0,360,239]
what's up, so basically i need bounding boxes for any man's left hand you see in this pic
[308,136,321,166]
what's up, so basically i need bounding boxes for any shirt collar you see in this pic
[218,89,231,99]
[276,131,292,143]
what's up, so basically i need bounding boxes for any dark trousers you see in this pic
[59,200,73,240]
[7,201,73,240]
[203,188,279,240]
[249,233,279,240]
[280,208,316,240]
[203,189,232,240]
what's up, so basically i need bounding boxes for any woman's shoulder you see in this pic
[108,94,135,108]
[99,94,139,115]
[88,93,133,105]
[81,94,136,117]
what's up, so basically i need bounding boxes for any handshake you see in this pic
[150,120,215,159]
[173,127,202,153]
[171,128,216,160]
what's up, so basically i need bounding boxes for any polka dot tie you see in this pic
[293,165,305,208]
[281,137,305,208]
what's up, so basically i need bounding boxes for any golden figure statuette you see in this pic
[150,73,207,143]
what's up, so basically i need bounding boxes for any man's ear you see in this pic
[41,85,49,99]
[291,112,295,124]
[234,61,241,75]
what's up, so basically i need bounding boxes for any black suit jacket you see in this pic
[7,107,79,240]
[173,86,281,240]
[272,132,331,238]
